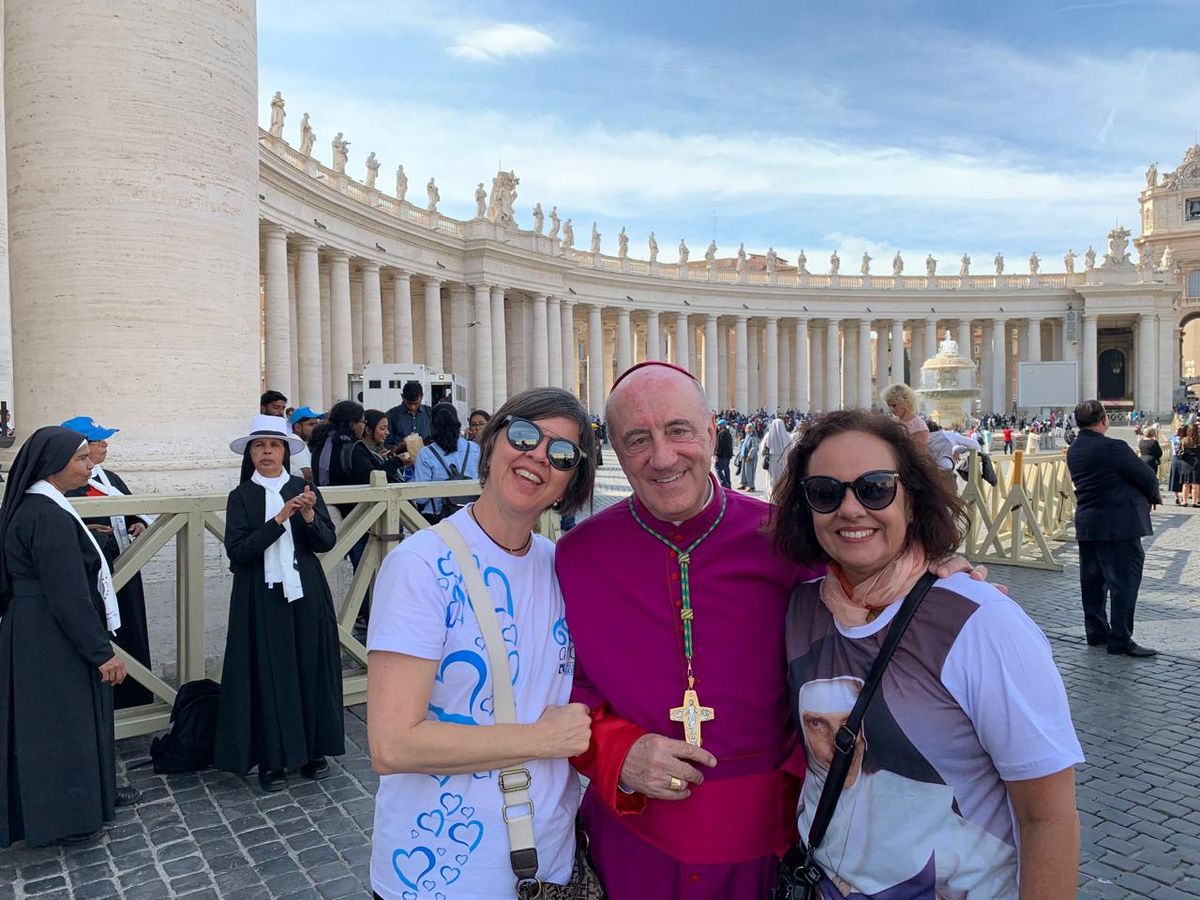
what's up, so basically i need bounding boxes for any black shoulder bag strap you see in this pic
[783,570,939,896]
[429,445,459,478]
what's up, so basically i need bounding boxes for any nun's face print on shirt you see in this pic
[799,676,866,786]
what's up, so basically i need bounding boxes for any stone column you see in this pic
[5,0,259,480]
[645,312,661,361]
[810,323,825,412]
[295,239,323,409]
[825,320,841,412]
[547,296,564,389]
[706,314,722,410]
[532,294,550,387]
[393,271,414,362]
[979,322,995,410]
[1157,316,1175,415]
[287,252,300,400]
[360,260,383,366]
[328,250,353,402]
[603,326,616,396]
[1026,317,1042,364]
[748,323,760,410]
[561,301,577,397]
[1081,313,1098,400]
[588,304,604,414]
[909,324,924,387]
[470,284,494,412]
[924,319,938,369]
[891,321,905,389]
[874,322,889,402]
[349,268,363,372]
[617,307,633,374]
[449,283,470,383]
[675,312,690,369]
[424,277,443,370]
[380,277,395,362]
[794,318,809,410]
[858,319,873,409]
[958,321,973,364]
[763,317,779,414]
[319,258,332,407]
[490,286,507,404]
[734,315,749,412]
[1137,312,1156,413]
[718,323,731,408]
[779,322,792,410]
[991,318,1008,413]
[262,224,291,397]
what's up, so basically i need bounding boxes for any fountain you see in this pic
[917,331,980,425]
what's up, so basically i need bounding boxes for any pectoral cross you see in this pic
[669,680,715,747]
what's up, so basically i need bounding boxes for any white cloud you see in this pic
[447,24,556,62]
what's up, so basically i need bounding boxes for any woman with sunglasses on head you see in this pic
[366,387,600,900]
[769,410,1082,899]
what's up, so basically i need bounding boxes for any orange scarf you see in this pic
[818,545,929,628]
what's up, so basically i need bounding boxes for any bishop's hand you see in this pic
[620,733,716,801]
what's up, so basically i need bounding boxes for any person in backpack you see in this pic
[214,414,345,793]
[414,404,479,523]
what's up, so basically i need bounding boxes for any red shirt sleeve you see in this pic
[570,654,648,815]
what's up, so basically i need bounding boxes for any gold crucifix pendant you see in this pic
[669,681,715,747]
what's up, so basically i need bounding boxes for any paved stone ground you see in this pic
[4,460,1200,898]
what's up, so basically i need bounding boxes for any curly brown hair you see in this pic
[768,410,968,567]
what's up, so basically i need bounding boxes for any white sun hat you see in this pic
[230,414,306,455]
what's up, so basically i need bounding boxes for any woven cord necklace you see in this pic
[627,488,726,747]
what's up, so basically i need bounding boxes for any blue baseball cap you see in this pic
[717,418,728,425]
[289,406,323,425]
[60,415,119,441]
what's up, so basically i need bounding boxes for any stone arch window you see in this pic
[1189,268,1200,298]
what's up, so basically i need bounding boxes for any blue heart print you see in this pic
[416,809,445,837]
[552,616,570,647]
[439,792,464,815]
[481,565,515,616]
[402,893,417,900]
[460,806,475,818]
[436,894,447,900]
[435,650,489,717]
[437,847,446,857]
[501,623,518,645]
[449,820,484,852]
[392,847,435,890]
[423,879,437,891]
[454,853,469,865]
[410,829,419,839]
[440,866,462,885]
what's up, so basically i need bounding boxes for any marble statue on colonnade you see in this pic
[648,232,659,263]
[766,247,777,273]
[1029,251,1040,275]
[1146,163,1158,188]
[829,251,839,275]
[1160,245,1176,273]
[299,113,315,157]
[736,243,747,272]
[860,252,871,276]
[486,170,519,226]
[475,183,487,218]
[679,239,689,266]
[892,252,903,277]
[1085,245,1096,270]
[269,92,285,138]
[365,152,379,189]
[705,240,717,267]
[1102,226,1133,268]
[618,227,629,259]
[1065,249,1077,274]
[994,252,1004,276]
[533,203,544,234]
[590,223,601,255]
[562,219,574,249]
[959,253,970,277]
[331,133,349,174]
[926,254,937,276]
[426,178,440,213]
[395,165,408,202]
[797,250,808,274]
[548,207,560,240]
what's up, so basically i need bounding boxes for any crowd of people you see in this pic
[3,370,1131,900]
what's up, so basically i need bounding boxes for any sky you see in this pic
[257,0,1200,274]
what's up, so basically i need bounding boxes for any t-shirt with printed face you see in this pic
[367,507,578,900]
[785,572,1083,899]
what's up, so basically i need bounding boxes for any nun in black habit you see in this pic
[0,427,138,848]
[214,415,345,793]
[61,415,153,709]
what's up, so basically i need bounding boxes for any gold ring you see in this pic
[668,776,684,792]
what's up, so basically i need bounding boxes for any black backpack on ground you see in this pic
[147,679,221,774]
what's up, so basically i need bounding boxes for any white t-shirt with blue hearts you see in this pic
[367,506,579,900]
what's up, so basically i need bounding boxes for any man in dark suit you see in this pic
[713,418,734,488]
[1066,399,1161,657]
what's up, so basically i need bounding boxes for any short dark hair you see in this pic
[767,410,967,568]
[1074,399,1106,428]
[401,381,423,402]
[429,404,461,454]
[476,387,596,516]
[260,390,287,408]
[364,408,387,437]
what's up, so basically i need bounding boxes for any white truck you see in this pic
[352,363,471,422]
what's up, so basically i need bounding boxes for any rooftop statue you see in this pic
[395,164,408,202]
[1146,163,1158,188]
[925,254,937,277]
[860,252,871,276]
[993,252,1004,276]
[1064,249,1076,274]
[705,240,717,265]
[892,251,903,277]
[426,177,440,214]
[269,91,285,139]
[766,247,777,273]
[679,239,689,265]
[562,219,574,250]
[475,183,487,218]
[590,223,601,255]
[648,231,659,263]
[1102,226,1132,268]
[1160,245,1175,273]
[1084,245,1096,269]
[829,251,840,275]
[797,250,808,274]
[364,152,379,189]
[618,227,629,259]
[736,243,747,271]
[331,132,349,175]
[959,253,970,277]
[1029,251,1040,275]
[532,202,544,235]
[486,170,520,226]
[299,113,315,157]
[548,206,560,240]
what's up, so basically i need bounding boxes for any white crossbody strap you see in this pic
[432,521,539,879]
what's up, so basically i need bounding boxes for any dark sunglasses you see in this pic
[799,470,901,514]
[505,418,582,471]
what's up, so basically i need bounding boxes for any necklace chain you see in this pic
[468,505,532,555]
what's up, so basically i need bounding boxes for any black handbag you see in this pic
[773,572,938,900]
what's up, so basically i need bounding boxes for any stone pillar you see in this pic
[490,286,507,404]
[393,271,414,362]
[1137,312,1156,414]
[843,325,857,409]
[1081,313,1098,401]
[319,259,332,407]
[979,322,995,411]
[794,318,809,411]
[734,315,750,412]
[761,318,778,414]
[547,296,564,389]
[561,301,576,397]
[349,268,363,372]
[991,319,1009,413]
[424,277,443,370]
[468,284,493,412]
[1157,316,1175,415]
[287,252,300,400]
[449,284,470,383]
[360,260,383,366]
[689,324,701,376]
[5,0,259,480]
[718,323,730,408]
[890,321,905,389]
[262,225,292,397]
[924,319,938,369]
[380,277,395,363]
[705,314,721,410]
[603,326,617,395]
[825,320,841,412]
[328,250,353,402]
[748,324,760,410]
[617,307,633,374]
[779,322,792,410]
[909,325,924,387]
[858,319,873,409]
[958,321,973,365]
[532,294,550,387]
[295,239,323,409]
[645,312,660,361]
[588,304,604,414]
[1026,317,1042,364]
[810,323,825,412]
[874,323,888,404]
[675,312,690,369]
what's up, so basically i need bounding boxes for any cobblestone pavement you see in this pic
[4,461,1200,898]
